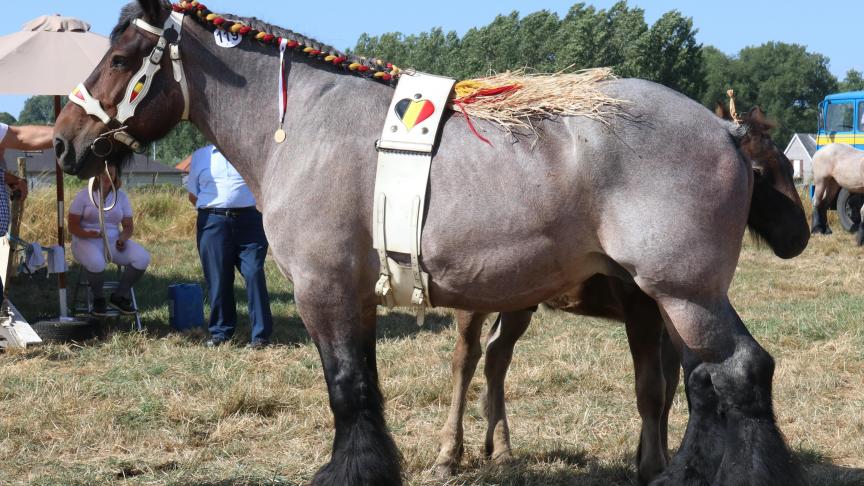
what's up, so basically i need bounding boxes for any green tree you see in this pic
[700,46,735,108]
[17,95,66,125]
[152,121,208,165]
[839,69,864,92]
[715,43,837,143]
[0,112,16,125]
[632,10,704,99]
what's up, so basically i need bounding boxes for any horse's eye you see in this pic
[110,55,128,69]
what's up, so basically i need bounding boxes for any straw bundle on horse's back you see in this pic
[449,67,625,133]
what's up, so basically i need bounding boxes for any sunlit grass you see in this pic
[0,187,862,484]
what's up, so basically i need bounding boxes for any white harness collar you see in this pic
[68,11,189,155]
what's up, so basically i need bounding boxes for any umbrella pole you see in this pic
[53,95,68,317]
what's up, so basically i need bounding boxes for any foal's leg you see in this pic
[434,311,489,477]
[650,297,805,486]
[659,328,681,459]
[624,291,681,485]
[483,309,533,461]
[299,286,402,486]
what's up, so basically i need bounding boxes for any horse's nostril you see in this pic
[54,137,66,159]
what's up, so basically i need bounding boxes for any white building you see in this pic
[783,133,817,183]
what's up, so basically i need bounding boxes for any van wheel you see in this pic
[836,188,864,232]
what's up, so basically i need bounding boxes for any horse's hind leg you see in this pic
[300,288,402,486]
[856,203,864,245]
[484,309,533,461]
[649,296,805,486]
[434,310,488,477]
[812,178,838,234]
[624,291,681,485]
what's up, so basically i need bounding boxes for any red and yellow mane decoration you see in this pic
[172,2,619,141]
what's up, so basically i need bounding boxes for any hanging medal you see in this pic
[274,38,288,143]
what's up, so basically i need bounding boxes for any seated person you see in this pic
[68,165,150,315]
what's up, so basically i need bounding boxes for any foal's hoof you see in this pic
[491,448,514,464]
[432,461,457,479]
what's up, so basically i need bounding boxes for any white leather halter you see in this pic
[68,11,190,155]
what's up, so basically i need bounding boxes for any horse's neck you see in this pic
[184,25,281,197]
[183,25,389,198]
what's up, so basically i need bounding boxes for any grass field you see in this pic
[1,187,863,485]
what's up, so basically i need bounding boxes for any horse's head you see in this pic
[715,103,810,258]
[54,0,187,178]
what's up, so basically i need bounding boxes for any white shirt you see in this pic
[69,188,133,240]
[186,145,256,209]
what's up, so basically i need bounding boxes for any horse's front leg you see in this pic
[298,277,402,486]
[483,309,533,462]
[434,310,488,477]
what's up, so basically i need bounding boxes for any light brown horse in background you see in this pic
[811,143,864,241]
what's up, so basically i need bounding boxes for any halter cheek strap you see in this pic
[67,11,189,154]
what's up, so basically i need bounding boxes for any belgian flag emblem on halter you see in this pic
[395,98,436,131]
[129,75,147,102]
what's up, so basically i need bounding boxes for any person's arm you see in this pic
[0,125,53,151]
[188,192,197,206]
[4,172,28,201]
[116,216,134,251]
[68,213,100,239]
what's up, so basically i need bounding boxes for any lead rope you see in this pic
[88,162,117,263]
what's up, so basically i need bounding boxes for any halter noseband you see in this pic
[68,11,190,156]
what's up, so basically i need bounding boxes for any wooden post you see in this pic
[3,157,27,291]
[54,95,68,317]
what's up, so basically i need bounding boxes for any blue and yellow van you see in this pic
[817,91,864,150]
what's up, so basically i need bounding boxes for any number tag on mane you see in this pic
[213,30,242,48]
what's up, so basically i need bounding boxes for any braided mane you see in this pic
[178,1,400,84]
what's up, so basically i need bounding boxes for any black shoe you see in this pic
[91,297,108,316]
[109,294,136,315]
[245,340,270,350]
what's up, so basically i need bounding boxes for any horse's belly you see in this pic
[426,246,619,312]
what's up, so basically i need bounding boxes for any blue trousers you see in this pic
[196,208,273,343]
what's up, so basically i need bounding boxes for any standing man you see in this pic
[0,123,53,296]
[187,145,273,348]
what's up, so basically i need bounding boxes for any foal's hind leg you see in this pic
[649,297,805,486]
[483,309,533,461]
[434,311,489,477]
[624,291,681,485]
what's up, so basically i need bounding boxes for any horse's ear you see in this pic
[138,0,167,24]
[714,102,731,121]
[747,106,777,132]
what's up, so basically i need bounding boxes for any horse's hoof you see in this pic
[824,227,833,235]
[432,461,456,478]
[491,449,514,464]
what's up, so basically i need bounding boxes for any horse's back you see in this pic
[813,143,864,191]
[424,78,750,309]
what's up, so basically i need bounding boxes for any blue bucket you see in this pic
[168,283,205,331]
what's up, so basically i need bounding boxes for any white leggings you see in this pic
[71,236,151,273]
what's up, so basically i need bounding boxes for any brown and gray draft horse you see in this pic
[437,106,804,485]
[54,1,810,484]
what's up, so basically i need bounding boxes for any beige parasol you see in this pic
[0,14,109,317]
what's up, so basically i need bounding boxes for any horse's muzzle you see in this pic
[54,135,79,175]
